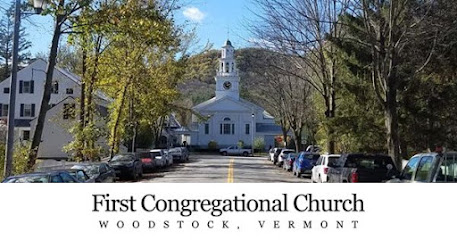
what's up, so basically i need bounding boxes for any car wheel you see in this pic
[222,151,228,156]
[132,170,138,181]
[243,152,249,157]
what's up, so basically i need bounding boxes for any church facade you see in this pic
[189,40,283,149]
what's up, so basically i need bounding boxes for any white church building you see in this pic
[188,40,283,149]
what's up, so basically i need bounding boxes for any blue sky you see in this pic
[0,0,258,56]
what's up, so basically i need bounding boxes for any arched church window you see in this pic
[225,62,229,73]
[231,62,234,72]
[223,117,231,121]
[221,62,224,71]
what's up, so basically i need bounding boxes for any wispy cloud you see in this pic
[183,7,206,23]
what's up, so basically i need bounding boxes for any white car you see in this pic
[150,149,172,168]
[219,146,252,156]
[269,147,282,162]
[277,149,295,166]
[311,154,341,183]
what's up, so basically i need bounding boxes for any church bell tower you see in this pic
[215,40,240,100]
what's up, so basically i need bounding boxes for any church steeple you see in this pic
[219,40,237,75]
[215,40,240,100]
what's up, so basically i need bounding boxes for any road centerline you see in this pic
[227,158,234,183]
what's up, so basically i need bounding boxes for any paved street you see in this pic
[137,154,312,183]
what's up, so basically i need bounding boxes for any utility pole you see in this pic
[3,0,21,178]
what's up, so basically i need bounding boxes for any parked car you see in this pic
[149,149,169,168]
[276,149,295,167]
[219,146,252,156]
[388,152,457,183]
[138,151,156,171]
[269,147,281,161]
[2,171,80,183]
[305,145,321,153]
[163,149,174,166]
[327,153,398,183]
[169,147,189,162]
[311,154,341,183]
[272,148,283,165]
[283,152,297,171]
[65,168,93,183]
[108,154,143,181]
[293,152,321,178]
[71,162,116,183]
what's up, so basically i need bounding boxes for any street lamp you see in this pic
[3,0,47,179]
[33,0,48,14]
[251,113,255,156]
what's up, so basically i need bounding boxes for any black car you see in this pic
[327,153,398,183]
[108,154,143,181]
[71,162,116,183]
[2,171,80,183]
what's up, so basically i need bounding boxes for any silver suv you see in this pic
[389,152,457,183]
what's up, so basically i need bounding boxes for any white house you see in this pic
[188,40,283,149]
[30,96,110,160]
[0,59,110,142]
[0,59,112,159]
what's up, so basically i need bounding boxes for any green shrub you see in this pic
[237,140,244,148]
[253,137,265,152]
[0,142,30,177]
[208,140,218,150]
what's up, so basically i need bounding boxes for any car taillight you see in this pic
[351,172,359,183]
[324,167,328,174]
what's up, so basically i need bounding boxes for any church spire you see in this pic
[219,39,237,75]
[215,40,240,100]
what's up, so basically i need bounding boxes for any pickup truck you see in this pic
[219,146,252,157]
[388,152,457,183]
[327,153,398,183]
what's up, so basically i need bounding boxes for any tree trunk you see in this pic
[77,45,87,161]
[385,85,401,169]
[293,128,302,153]
[109,82,129,158]
[27,3,65,170]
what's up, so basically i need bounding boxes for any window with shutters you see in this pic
[20,104,35,117]
[20,81,34,94]
[22,130,30,141]
[51,81,59,94]
[1,104,8,117]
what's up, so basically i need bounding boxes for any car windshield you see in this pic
[4,175,49,183]
[74,165,99,177]
[328,157,340,165]
[138,152,151,158]
[69,171,88,182]
[304,154,320,164]
[343,156,394,169]
[288,153,297,158]
[111,155,133,162]
[150,151,162,158]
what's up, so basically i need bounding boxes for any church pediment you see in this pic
[194,97,260,112]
